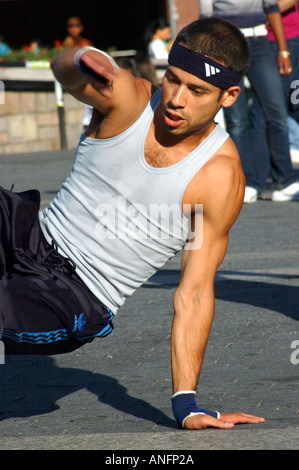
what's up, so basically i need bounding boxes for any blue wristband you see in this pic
[171,391,219,429]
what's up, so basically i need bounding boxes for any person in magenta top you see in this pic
[200,0,299,202]
[268,1,299,42]
[267,1,299,118]
[270,1,299,162]
[251,1,299,164]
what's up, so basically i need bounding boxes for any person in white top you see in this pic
[145,18,172,59]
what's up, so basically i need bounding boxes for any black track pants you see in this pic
[0,186,114,355]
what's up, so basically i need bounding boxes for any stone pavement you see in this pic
[0,150,298,451]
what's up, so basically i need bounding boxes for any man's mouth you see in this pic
[164,110,185,128]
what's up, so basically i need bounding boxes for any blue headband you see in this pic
[168,43,242,89]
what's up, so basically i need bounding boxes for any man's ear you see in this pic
[221,86,241,108]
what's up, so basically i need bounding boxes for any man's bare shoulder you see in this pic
[183,136,245,232]
[205,137,244,193]
[202,137,245,229]
[185,136,244,200]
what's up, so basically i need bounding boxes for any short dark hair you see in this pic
[175,18,250,76]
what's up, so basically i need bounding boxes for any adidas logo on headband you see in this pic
[205,63,220,77]
[168,43,242,89]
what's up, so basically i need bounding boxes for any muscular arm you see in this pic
[172,218,228,394]
[51,47,152,131]
[171,151,265,429]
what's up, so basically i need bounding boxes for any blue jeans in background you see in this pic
[288,116,299,150]
[224,36,295,193]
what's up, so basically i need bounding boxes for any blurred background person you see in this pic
[144,18,171,59]
[0,35,11,57]
[28,39,41,55]
[62,16,94,131]
[63,16,94,48]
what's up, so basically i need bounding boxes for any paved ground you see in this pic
[0,149,298,451]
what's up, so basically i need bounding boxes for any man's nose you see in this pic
[171,85,186,107]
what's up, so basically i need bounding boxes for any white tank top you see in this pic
[39,89,229,314]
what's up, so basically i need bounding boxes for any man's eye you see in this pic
[191,89,202,96]
[166,74,177,83]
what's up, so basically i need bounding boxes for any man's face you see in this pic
[161,66,224,138]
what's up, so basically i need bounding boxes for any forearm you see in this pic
[267,11,292,74]
[171,287,265,430]
[51,46,121,110]
[51,48,88,89]
[52,46,119,91]
[171,288,215,393]
[267,12,288,51]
